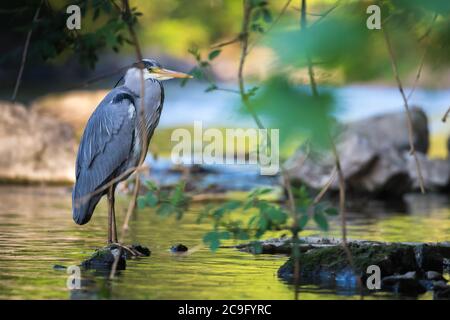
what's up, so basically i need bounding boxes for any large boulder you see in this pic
[350,147,411,196]
[346,107,429,154]
[406,152,450,191]
[32,90,108,136]
[0,102,76,184]
[285,108,446,196]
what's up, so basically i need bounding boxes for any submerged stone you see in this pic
[131,244,151,256]
[276,239,450,297]
[52,264,67,270]
[433,284,450,300]
[381,271,427,296]
[414,244,444,273]
[81,244,151,271]
[171,244,188,253]
[81,247,126,271]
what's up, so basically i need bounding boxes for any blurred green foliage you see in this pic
[139,181,337,252]
[0,0,142,68]
[137,180,190,220]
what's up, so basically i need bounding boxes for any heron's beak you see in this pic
[153,68,193,79]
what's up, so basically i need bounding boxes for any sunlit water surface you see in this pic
[0,186,449,300]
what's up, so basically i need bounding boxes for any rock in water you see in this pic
[81,248,126,271]
[171,244,189,253]
[381,271,427,296]
[433,284,450,300]
[81,244,151,272]
[0,102,76,184]
[353,147,410,196]
[131,244,151,256]
[346,107,429,154]
[276,239,450,296]
[414,244,444,273]
[284,107,449,196]
[406,152,450,191]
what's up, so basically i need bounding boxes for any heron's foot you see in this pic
[107,242,150,258]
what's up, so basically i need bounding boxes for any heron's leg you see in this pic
[111,186,118,243]
[107,186,114,244]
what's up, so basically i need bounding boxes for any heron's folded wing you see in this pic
[75,91,136,194]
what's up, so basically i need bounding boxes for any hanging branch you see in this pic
[300,0,318,97]
[238,0,265,130]
[238,0,306,298]
[313,167,337,204]
[407,13,438,101]
[300,0,359,292]
[210,35,241,49]
[11,0,43,102]
[442,107,450,123]
[383,26,426,194]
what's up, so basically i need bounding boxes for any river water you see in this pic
[0,185,448,300]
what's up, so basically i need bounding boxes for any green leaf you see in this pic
[313,212,329,231]
[145,192,158,207]
[262,9,272,23]
[223,200,242,211]
[137,196,146,209]
[249,241,263,254]
[208,49,221,60]
[157,203,174,217]
[297,214,309,230]
[145,180,158,192]
[258,215,268,231]
[252,9,262,21]
[324,207,339,216]
[267,207,287,224]
[249,187,272,198]
[203,231,230,252]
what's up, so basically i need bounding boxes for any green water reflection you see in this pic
[0,186,448,299]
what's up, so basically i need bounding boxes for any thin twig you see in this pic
[301,0,318,97]
[301,0,360,294]
[406,50,427,102]
[313,167,337,204]
[210,35,241,49]
[110,0,147,280]
[238,0,265,130]
[11,0,43,102]
[406,13,437,101]
[310,0,340,27]
[283,169,301,300]
[418,13,438,42]
[442,106,450,123]
[383,26,426,194]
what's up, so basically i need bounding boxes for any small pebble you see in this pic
[131,244,151,256]
[171,244,188,253]
[53,264,67,270]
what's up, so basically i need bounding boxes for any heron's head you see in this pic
[136,59,192,81]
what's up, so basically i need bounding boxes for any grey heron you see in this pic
[72,59,191,245]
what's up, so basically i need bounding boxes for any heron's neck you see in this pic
[124,68,158,95]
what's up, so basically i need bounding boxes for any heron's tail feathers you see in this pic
[72,183,102,225]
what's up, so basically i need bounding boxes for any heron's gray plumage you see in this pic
[72,66,164,225]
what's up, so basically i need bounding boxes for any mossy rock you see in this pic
[81,247,126,272]
[278,243,418,285]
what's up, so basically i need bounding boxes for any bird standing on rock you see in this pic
[72,59,191,247]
